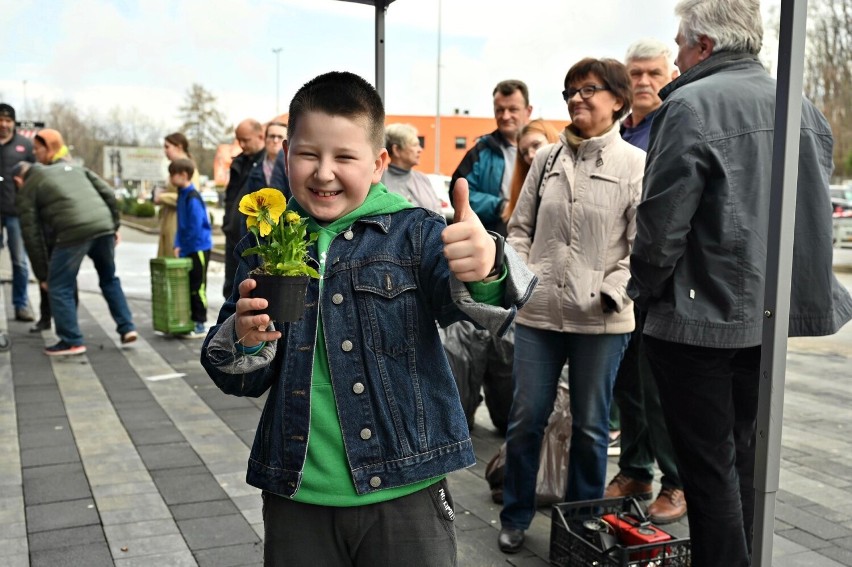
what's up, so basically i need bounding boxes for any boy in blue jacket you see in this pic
[200,71,536,566]
[171,158,212,336]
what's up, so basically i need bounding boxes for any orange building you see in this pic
[213,113,568,186]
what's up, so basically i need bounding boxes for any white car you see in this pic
[426,174,454,222]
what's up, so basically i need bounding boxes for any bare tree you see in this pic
[804,0,852,179]
[177,84,228,178]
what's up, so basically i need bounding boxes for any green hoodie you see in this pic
[290,183,504,506]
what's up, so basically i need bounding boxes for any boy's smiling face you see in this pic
[285,111,389,223]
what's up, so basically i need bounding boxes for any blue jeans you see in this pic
[1,215,30,309]
[500,324,628,530]
[48,234,135,346]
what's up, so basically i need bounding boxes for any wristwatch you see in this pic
[486,230,505,278]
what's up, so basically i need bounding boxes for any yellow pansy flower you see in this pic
[239,188,287,236]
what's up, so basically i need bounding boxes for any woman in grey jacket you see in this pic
[498,58,645,553]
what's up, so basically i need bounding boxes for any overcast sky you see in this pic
[2,0,782,132]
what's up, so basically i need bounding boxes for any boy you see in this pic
[200,71,536,566]
[170,158,212,337]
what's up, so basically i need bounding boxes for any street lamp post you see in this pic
[272,47,283,117]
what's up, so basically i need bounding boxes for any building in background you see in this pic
[213,113,568,186]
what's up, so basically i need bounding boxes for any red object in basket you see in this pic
[601,513,672,559]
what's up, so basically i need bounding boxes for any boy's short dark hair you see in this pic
[287,71,385,150]
[493,80,530,107]
[168,158,195,178]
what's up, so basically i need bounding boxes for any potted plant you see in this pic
[239,188,320,322]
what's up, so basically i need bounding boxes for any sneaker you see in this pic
[120,330,138,344]
[15,306,35,322]
[44,341,87,356]
[180,322,207,339]
[607,431,621,456]
[0,332,10,353]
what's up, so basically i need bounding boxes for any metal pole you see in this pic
[272,48,283,116]
[435,0,442,174]
[753,0,808,564]
[375,2,387,101]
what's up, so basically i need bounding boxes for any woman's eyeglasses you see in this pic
[562,85,609,101]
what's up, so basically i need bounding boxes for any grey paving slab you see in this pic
[25,498,101,532]
[113,550,197,567]
[170,499,241,521]
[20,444,81,468]
[22,462,92,505]
[29,542,114,567]
[156,472,229,505]
[13,385,64,405]
[137,441,204,470]
[107,532,190,559]
[177,514,260,550]
[28,524,108,552]
[193,542,264,567]
[128,425,187,446]
[18,423,76,449]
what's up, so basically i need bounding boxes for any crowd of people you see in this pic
[2,0,851,566]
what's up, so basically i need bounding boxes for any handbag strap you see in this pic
[530,143,563,239]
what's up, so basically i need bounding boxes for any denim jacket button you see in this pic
[352,382,365,394]
[341,340,353,352]
[332,293,344,305]
[344,230,354,240]
[360,428,372,440]
[370,476,382,488]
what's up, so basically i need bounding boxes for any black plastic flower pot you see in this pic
[251,274,310,323]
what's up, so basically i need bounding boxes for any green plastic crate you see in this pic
[150,258,194,334]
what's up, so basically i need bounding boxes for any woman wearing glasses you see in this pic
[498,58,645,553]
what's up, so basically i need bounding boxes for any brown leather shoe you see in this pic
[603,472,653,500]
[647,487,687,524]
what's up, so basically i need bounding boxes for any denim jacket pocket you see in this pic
[353,261,418,357]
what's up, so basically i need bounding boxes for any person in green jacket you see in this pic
[14,158,137,356]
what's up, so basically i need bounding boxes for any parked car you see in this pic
[831,185,852,246]
[199,188,220,206]
[426,174,454,222]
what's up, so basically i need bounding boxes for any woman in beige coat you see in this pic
[156,132,199,257]
[498,58,645,553]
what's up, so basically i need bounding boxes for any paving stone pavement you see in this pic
[2,239,852,566]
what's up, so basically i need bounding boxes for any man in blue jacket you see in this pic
[450,80,531,237]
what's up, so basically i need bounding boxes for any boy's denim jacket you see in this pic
[201,208,537,497]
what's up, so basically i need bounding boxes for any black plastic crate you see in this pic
[550,497,691,566]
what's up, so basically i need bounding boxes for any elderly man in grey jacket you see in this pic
[629,1,852,566]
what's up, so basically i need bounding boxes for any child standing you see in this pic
[170,158,212,337]
[200,71,536,566]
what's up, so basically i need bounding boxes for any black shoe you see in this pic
[498,527,525,554]
[30,319,51,333]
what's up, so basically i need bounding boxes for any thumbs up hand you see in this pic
[441,178,497,282]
